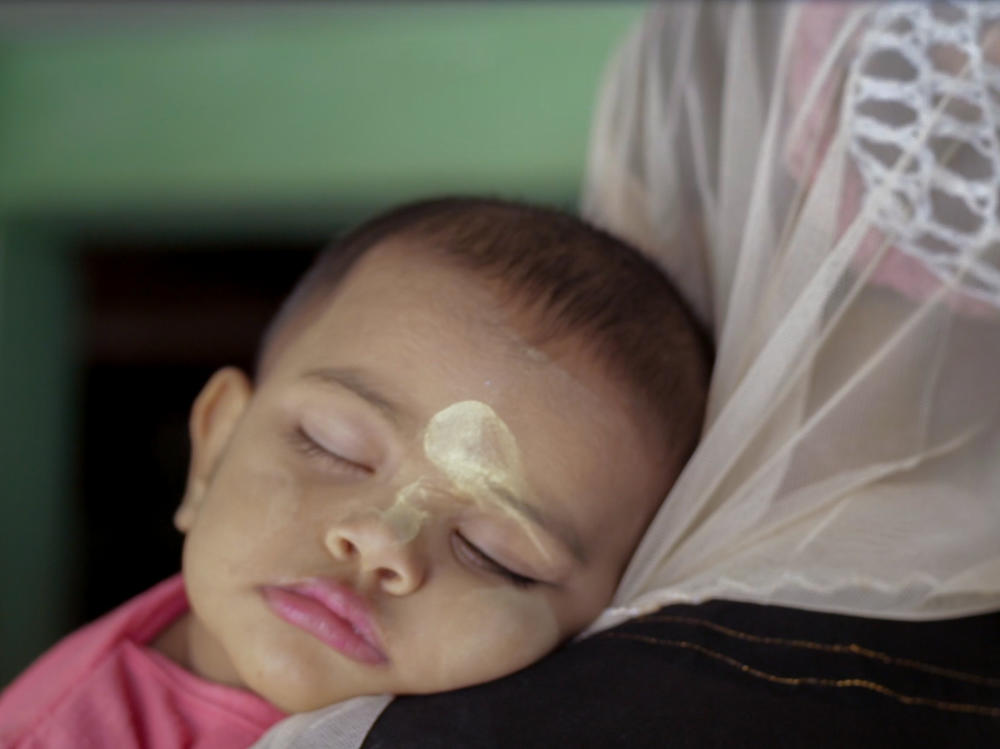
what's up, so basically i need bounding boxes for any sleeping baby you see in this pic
[0,197,710,747]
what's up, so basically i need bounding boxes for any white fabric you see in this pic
[582,0,1000,635]
[249,695,392,749]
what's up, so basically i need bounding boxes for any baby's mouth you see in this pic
[259,578,388,665]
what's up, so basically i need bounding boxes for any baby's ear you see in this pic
[174,367,253,532]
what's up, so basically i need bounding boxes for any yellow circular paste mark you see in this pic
[422,400,549,560]
[374,400,548,560]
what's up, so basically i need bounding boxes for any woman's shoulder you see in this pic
[362,600,1000,748]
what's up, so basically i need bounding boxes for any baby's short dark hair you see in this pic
[260,197,712,480]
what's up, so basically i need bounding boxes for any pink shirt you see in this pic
[0,576,286,748]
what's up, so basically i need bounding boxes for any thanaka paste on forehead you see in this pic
[380,400,550,561]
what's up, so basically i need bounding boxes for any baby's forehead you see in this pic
[286,241,562,357]
[264,236,654,443]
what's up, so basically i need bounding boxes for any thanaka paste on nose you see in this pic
[380,479,431,543]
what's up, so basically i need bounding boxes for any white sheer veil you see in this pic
[582,0,1000,635]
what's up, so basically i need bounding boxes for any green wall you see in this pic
[0,3,644,683]
[0,4,643,223]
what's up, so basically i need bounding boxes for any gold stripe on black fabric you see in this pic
[632,615,1000,687]
[600,632,1000,718]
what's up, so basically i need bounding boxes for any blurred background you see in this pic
[0,2,645,684]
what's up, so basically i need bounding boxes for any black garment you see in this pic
[362,600,1000,748]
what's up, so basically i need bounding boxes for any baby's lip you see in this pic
[265,577,387,661]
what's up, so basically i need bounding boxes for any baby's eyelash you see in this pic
[454,532,537,589]
[287,427,373,477]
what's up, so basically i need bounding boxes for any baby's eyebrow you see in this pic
[301,367,412,428]
[485,480,587,565]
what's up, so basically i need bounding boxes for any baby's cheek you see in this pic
[251,466,308,537]
[196,462,307,570]
[414,586,561,691]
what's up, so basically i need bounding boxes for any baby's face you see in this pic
[170,242,669,712]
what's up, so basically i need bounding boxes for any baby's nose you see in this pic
[324,511,428,596]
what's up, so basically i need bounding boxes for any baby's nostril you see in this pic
[378,568,400,583]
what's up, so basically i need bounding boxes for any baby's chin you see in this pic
[238,651,374,714]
